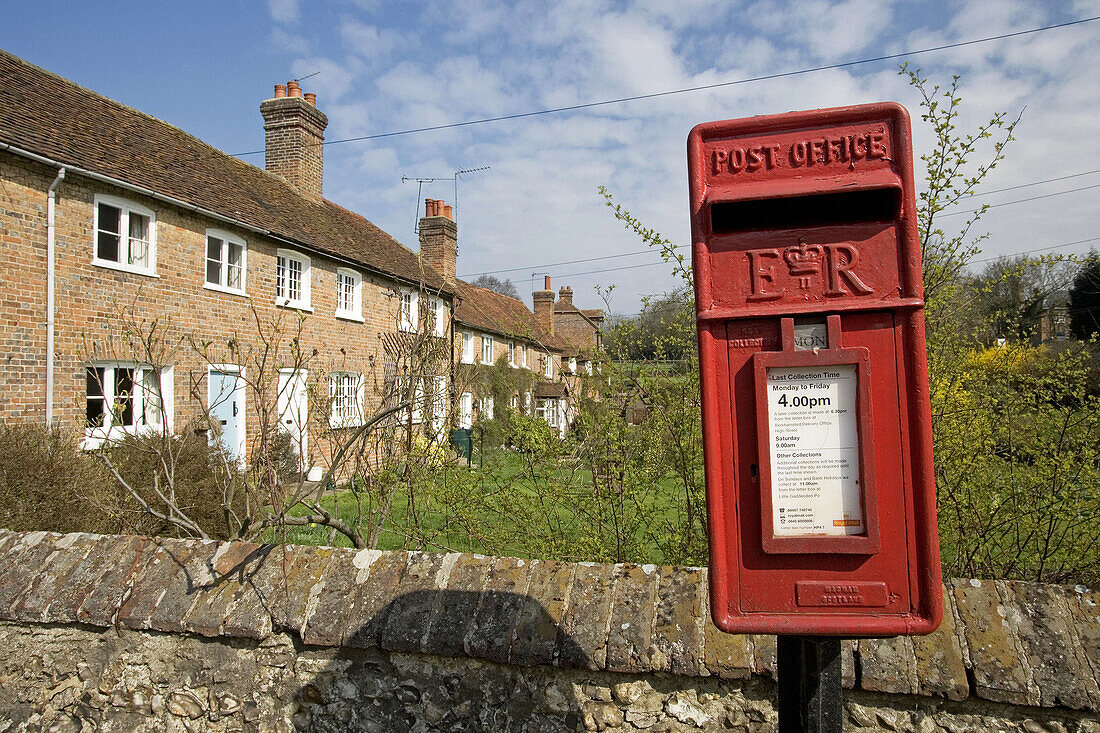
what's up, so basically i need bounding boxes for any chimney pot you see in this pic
[544,275,552,290]
[443,204,453,220]
[304,92,316,106]
[419,198,458,280]
[261,80,328,201]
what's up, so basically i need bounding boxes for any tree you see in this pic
[472,274,520,298]
[1069,255,1100,340]
[84,296,451,550]
[602,287,694,361]
[972,256,1075,344]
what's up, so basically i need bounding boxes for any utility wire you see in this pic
[460,245,687,278]
[972,168,1100,197]
[969,237,1100,265]
[940,182,1100,217]
[465,170,1099,279]
[229,15,1100,156]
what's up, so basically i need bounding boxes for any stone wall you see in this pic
[0,528,1096,732]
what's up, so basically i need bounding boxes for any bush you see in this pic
[0,424,117,534]
[103,430,247,540]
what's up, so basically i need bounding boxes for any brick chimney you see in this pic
[533,275,555,335]
[557,286,573,309]
[418,198,457,280]
[260,81,328,202]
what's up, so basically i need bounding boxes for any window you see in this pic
[276,250,311,309]
[544,353,553,378]
[394,375,423,423]
[510,395,518,410]
[205,229,246,294]
[585,360,594,376]
[536,398,559,427]
[430,375,447,435]
[93,195,155,275]
[481,335,494,364]
[459,392,473,428]
[329,372,364,427]
[568,357,578,374]
[521,345,527,369]
[399,288,418,332]
[481,394,494,420]
[85,363,173,443]
[508,341,516,367]
[433,298,448,338]
[461,333,475,364]
[335,269,362,321]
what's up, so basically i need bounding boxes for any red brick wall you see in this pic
[0,152,450,471]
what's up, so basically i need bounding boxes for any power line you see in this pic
[940,182,1100,217]
[973,168,1100,197]
[229,15,1100,156]
[464,169,1099,279]
[970,237,1100,265]
[460,245,687,278]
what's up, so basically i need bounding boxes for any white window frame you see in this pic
[481,394,494,421]
[399,288,419,332]
[510,395,518,410]
[544,353,553,379]
[508,341,516,367]
[84,363,174,447]
[204,228,247,296]
[276,249,311,310]
[433,298,448,338]
[461,332,475,364]
[481,335,494,364]
[431,375,447,436]
[329,372,365,428]
[92,194,157,276]
[536,397,559,428]
[335,268,363,322]
[521,345,527,369]
[568,357,578,374]
[459,392,473,428]
[395,375,423,423]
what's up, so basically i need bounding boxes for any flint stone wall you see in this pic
[0,529,1096,732]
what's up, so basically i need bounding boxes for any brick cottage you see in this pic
[0,50,602,468]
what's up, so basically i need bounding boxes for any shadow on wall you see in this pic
[288,589,593,732]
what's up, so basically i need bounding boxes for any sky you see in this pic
[2,0,1098,316]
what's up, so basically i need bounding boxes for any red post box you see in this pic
[687,103,941,636]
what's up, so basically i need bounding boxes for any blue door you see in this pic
[209,370,243,461]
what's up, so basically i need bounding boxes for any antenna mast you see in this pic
[402,165,490,239]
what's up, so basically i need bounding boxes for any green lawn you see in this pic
[265,446,704,565]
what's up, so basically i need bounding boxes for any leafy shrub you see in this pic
[103,430,247,540]
[0,424,116,534]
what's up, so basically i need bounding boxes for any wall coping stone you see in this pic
[0,528,1096,712]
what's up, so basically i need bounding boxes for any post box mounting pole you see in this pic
[777,636,843,733]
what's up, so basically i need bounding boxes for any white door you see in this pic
[459,392,473,428]
[277,369,308,471]
[209,368,244,461]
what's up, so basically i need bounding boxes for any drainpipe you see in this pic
[46,167,65,427]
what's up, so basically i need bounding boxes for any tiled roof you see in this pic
[452,280,573,353]
[553,300,605,327]
[0,49,450,293]
[534,381,568,398]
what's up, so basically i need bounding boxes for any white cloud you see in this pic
[297,0,1100,312]
[339,17,404,60]
[268,0,300,24]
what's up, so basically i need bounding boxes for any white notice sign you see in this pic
[766,364,864,536]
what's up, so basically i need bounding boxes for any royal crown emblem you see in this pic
[783,242,824,288]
